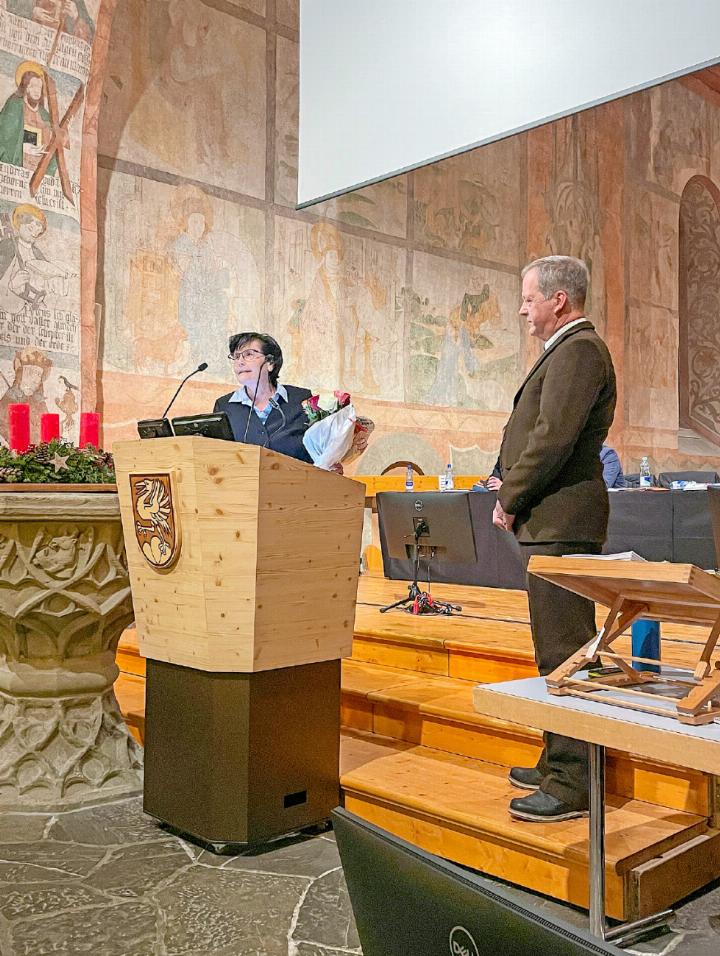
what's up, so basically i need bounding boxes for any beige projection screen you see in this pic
[298,0,720,207]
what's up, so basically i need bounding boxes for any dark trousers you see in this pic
[520,541,600,806]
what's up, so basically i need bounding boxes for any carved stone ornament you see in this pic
[0,491,142,809]
[129,473,181,571]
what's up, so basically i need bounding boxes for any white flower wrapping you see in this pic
[302,403,357,470]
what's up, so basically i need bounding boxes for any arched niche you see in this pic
[679,176,720,448]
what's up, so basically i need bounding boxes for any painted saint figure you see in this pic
[0,61,58,175]
[30,0,95,41]
[0,204,76,314]
[0,348,52,442]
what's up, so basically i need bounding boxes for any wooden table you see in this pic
[473,676,720,946]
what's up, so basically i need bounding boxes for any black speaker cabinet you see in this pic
[143,658,341,851]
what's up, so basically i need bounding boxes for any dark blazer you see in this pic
[214,384,314,464]
[498,320,616,544]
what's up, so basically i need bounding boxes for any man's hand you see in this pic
[486,475,502,491]
[492,499,515,532]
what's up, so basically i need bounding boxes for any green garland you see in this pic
[0,440,116,484]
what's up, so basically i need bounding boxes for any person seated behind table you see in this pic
[472,458,503,492]
[600,443,625,488]
[214,331,314,464]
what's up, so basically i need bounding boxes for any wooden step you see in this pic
[341,660,712,815]
[117,627,145,677]
[113,672,145,744]
[353,604,539,681]
[356,576,717,676]
[339,729,720,921]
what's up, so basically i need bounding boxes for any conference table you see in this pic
[379,489,717,588]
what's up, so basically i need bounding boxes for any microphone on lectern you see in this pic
[136,362,208,439]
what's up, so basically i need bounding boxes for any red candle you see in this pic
[40,413,60,443]
[8,403,30,452]
[79,412,100,449]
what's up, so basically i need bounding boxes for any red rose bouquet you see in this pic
[301,390,373,470]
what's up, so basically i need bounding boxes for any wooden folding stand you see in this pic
[529,558,720,725]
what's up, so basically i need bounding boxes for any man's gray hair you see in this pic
[521,256,589,309]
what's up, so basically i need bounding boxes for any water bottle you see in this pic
[631,620,661,673]
[639,456,652,489]
[444,462,454,491]
[405,464,414,492]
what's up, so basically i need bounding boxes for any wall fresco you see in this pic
[409,252,524,412]
[99,0,267,200]
[99,169,264,382]
[94,0,720,471]
[414,137,522,266]
[0,0,103,443]
[272,216,405,399]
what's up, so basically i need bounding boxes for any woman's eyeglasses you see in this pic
[228,348,265,362]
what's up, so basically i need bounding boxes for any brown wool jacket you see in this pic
[497,320,617,544]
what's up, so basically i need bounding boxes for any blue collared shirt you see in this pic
[228,383,288,423]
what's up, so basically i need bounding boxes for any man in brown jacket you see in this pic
[494,255,617,822]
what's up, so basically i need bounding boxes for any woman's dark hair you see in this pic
[228,331,283,387]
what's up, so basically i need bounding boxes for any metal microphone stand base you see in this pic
[379,538,461,617]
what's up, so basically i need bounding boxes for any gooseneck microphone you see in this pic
[136,361,208,439]
[242,355,273,444]
[162,362,208,419]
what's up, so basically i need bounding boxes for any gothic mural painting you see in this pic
[679,176,720,447]
[0,0,101,443]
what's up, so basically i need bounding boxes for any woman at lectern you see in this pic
[214,332,315,463]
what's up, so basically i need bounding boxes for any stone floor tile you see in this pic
[89,840,192,899]
[47,797,162,846]
[154,866,308,955]
[220,832,342,878]
[292,867,360,951]
[0,842,107,883]
[10,901,158,956]
[0,814,51,844]
[0,881,108,920]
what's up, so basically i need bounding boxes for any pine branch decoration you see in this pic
[0,440,116,484]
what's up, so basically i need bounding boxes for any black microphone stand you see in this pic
[242,357,270,444]
[162,362,208,419]
[379,519,461,616]
[137,362,208,438]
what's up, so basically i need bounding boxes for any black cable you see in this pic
[264,396,287,446]
[241,356,270,443]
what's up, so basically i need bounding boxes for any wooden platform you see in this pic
[114,572,720,921]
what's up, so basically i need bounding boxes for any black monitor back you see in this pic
[333,808,624,956]
[171,412,234,441]
[377,490,477,562]
[377,490,526,589]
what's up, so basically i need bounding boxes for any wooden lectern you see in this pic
[113,436,365,850]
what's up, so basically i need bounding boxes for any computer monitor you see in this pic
[377,490,477,563]
[137,417,173,439]
[333,808,624,956]
[171,412,235,441]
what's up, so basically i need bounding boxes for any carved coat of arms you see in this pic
[129,474,181,570]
